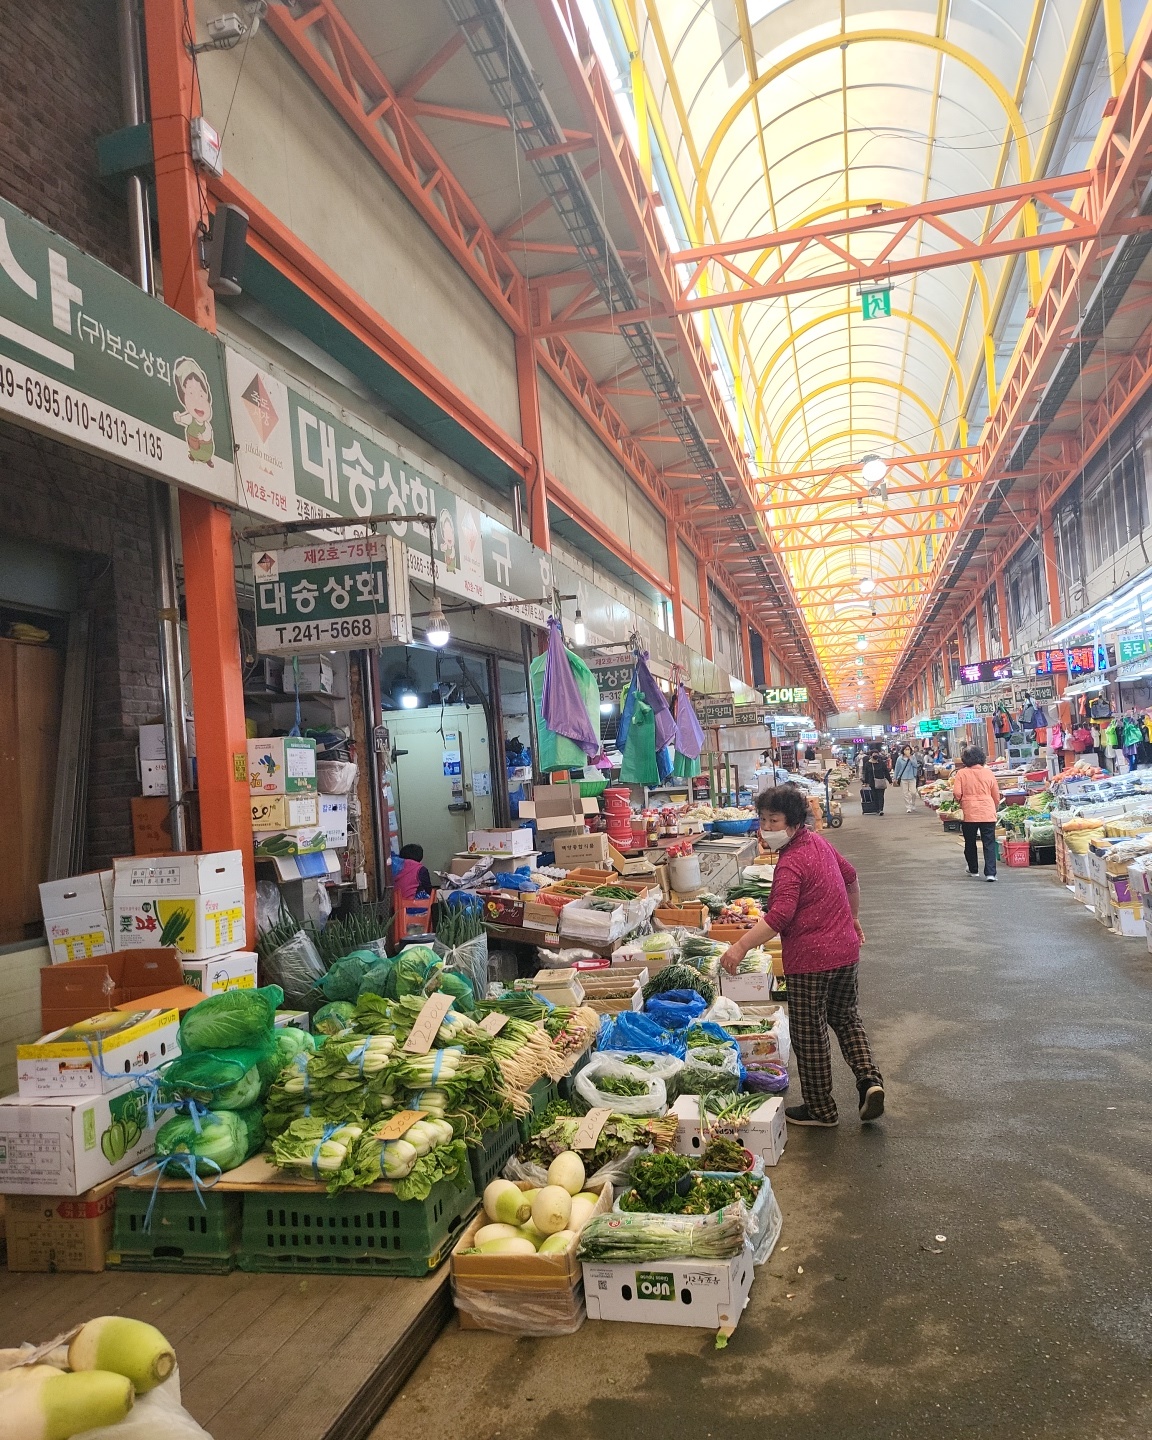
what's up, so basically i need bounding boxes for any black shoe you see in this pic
[785,1105,838,1127]
[858,1084,885,1122]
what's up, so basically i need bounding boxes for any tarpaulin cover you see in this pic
[634,652,677,751]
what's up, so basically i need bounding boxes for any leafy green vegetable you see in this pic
[619,1153,760,1215]
[518,1112,679,1170]
[177,986,283,1053]
[155,1107,263,1175]
[642,964,716,1005]
[593,1072,650,1097]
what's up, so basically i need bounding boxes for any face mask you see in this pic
[760,828,792,852]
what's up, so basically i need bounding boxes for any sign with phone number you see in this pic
[252,536,412,653]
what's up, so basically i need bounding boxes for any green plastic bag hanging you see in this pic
[529,647,601,773]
[672,749,702,778]
[620,700,659,785]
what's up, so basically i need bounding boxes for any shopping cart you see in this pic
[823,771,844,828]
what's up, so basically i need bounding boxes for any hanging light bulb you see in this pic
[855,635,868,651]
[573,607,586,646]
[398,684,419,709]
[425,597,451,648]
[860,455,887,486]
[859,577,876,595]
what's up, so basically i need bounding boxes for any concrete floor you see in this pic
[379,800,1152,1440]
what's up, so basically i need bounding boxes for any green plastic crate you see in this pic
[557,1045,593,1102]
[518,1077,560,1142]
[468,1119,521,1194]
[109,1188,242,1274]
[237,1174,477,1276]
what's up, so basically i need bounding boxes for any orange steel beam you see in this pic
[771,524,962,555]
[882,12,1152,706]
[405,98,594,148]
[757,475,984,511]
[755,446,979,488]
[768,501,967,532]
[143,0,254,941]
[263,1,524,331]
[398,32,465,97]
[515,333,550,551]
[675,172,1093,310]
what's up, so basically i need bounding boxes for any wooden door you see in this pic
[0,638,64,942]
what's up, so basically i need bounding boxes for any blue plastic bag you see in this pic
[596,1010,686,1059]
[645,989,708,1030]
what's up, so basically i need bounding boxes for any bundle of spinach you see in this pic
[619,1153,760,1215]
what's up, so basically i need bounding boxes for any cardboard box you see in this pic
[250,793,321,832]
[482,894,526,928]
[560,898,627,943]
[253,828,326,859]
[282,656,334,694]
[1073,876,1094,909]
[138,724,167,762]
[181,950,258,994]
[0,1087,158,1195]
[319,794,349,848]
[720,969,776,1002]
[17,1009,180,1099]
[583,1246,755,1330]
[1111,899,1145,938]
[41,950,184,1031]
[247,736,318,795]
[114,851,244,896]
[40,870,114,920]
[582,991,642,1015]
[141,759,168,797]
[468,828,534,856]
[672,1094,787,1168]
[130,795,201,856]
[40,871,115,963]
[114,986,208,1016]
[728,1007,790,1066]
[43,913,114,966]
[5,1177,119,1272]
[552,833,611,868]
[114,888,246,959]
[655,904,709,930]
[274,1011,310,1031]
[519,783,599,834]
[530,968,586,1005]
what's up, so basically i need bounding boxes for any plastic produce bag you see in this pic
[539,616,600,758]
[261,928,326,1006]
[611,1050,683,1088]
[318,950,376,1003]
[703,996,743,1026]
[154,1105,264,1176]
[313,1000,356,1035]
[633,651,676,752]
[357,955,396,998]
[160,1042,277,1109]
[71,1370,214,1440]
[597,1010,686,1059]
[645,989,708,1030]
[530,628,601,773]
[575,1055,667,1116]
[620,700,659,785]
[673,682,705,759]
[504,1148,645,1193]
[451,1278,587,1337]
[676,1044,742,1098]
[177,986,282,1053]
[443,932,488,1001]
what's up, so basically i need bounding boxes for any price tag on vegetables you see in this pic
[373,1109,426,1141]
[571,1107,613,1150]
[403,993,455,1054]
[478,1012,509,1036]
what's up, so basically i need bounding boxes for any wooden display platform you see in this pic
[0,1263,449,1440]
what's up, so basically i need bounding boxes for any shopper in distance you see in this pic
[952,746,1002,881]
[718,785,885,1128]
[893,744,922,813]
[861,747,892,815]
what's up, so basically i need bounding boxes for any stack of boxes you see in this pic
[248,736,324,859]
[39,871,115,964]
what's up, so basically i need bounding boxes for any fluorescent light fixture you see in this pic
[860,455,887,486]
[573,607,587,646]
[599,700,614,715]
[855,636,868,651]
[859,578,876,595]
[425,598,451,648]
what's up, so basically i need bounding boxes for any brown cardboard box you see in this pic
[40,949,184,1030]
[130,795,200,855]
[519,782,599,834]
[552,833,611,868]
[114,984,210,1015]
[6,1178,118,1272]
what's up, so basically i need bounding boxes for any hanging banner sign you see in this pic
[918,719,942,733]
[761,687,808,705]
[1034,645,1111,675]
[696,698,736,725]
[731,705,770,727]
[0,196,235,500]
[939,713,960,730]
[958,656,1013,684]
[957,706,978,724]
[252,536,412,653]
[975,700,998,716]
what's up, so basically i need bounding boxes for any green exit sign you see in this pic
[861,288,892,320]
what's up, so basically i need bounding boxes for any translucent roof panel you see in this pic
[592,0,1110,705]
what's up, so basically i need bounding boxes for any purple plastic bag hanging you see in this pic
[674,683,705,759]
[540,617,600,757]
[635,652,677,751]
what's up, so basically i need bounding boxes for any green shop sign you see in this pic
[918,718,942,733]
[252,536,411,653]
[1118,636,1152,664]
[0,196,234,499]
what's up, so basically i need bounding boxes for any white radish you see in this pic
[0,1365,134,1440]
[67,1317,175,1395]
[482,1179,531,1226]
[546,1152,585,1196]
[477,1236,537,1256]
[537,1230,576,1255]
[474,1223,522,1247]
[567,1195,597,1232]
[531,1185,572,1236]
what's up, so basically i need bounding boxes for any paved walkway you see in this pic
[380,799,1152,1440]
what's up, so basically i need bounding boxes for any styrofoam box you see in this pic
[672,1094,786,1167]
[583,1245,755,1330]
[0,1087,158,1195]
[181,950,258,993]
[17,1009,180,1099]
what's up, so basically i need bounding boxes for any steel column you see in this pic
[697,557,714,661]
[665,515,684,642]
[514,332,550,551]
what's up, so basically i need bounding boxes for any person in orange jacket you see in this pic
[952,746,1002,881]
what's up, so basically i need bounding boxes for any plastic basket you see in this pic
[713,818,757,835]
[468,1119,522,1194]
[1005,840,1031,868]
[579,779,609,798]
[1030,843,1057,866]
[558,1045,593,1101]
[238,1174,477,1276]
[942,819,962,833]
[109,1189,242,1274]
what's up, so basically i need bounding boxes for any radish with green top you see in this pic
[0,1365,134,1440]
[68,1316,176,1394]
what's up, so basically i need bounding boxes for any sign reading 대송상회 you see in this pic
[0,196,234,499]
[252,536,412,653]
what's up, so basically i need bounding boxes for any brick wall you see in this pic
[0,419,162,867]
[0,0,131,276]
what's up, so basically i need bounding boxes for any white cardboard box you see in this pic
[112,852,246,960]
[114,851,244,896]
[40,871,114,919]
[319,794,349,848]
[247,736,318,795]
[40,871,115,965]
[181,950,258,994]
[0,1087,158,1195]
[672,1094,787,1168]
[17,1009,180,1099]
[138,724,167,761]
[282,657,334,694]
[250,793,321,832]
[719,969,775,1002]
[583,1246,755,1330]
[468,828,534,855]
[44,912,114,966]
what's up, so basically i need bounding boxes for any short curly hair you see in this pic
[756,784,809,829]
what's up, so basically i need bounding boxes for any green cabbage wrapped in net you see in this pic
[177,985,283,1053]
[319,951,377,1003]
[154,1106,264,1176]
[313,1001,356,1035]
[357,958,396,999]
[160,1042,277,1109]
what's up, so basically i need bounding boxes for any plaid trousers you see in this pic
[787,964,882,1122]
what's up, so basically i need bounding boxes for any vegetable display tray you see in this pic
[237,1174,478,1277]
[468,1119,522,1194]
[109,1188,243,1274]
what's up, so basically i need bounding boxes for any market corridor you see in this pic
[383,801,1152,1440]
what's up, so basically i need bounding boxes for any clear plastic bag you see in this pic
[703,996,743,1026]
[504,1147,641,1192]
[575,1056,667,1116]
[452,1277,586,1336]
[443,933,488,999]
[260,930,326,1006]
[72,1370,214,1440]
[317,759,358,794]
[611,1050,683,1087]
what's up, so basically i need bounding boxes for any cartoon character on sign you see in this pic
[439,508,458,573]
[172,356,215,466]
